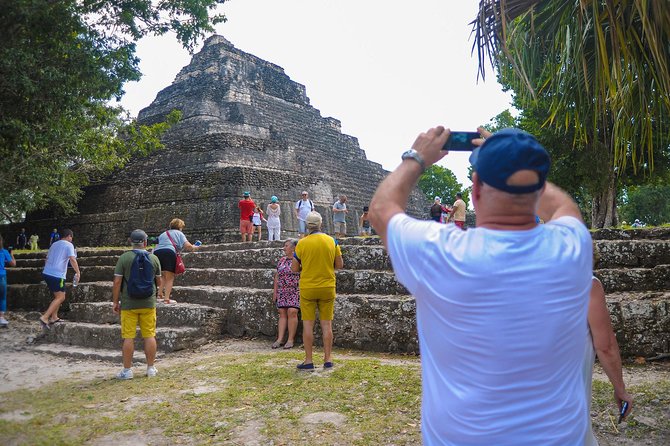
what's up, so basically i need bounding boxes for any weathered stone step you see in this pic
[596,265,670,293]
[14,255,118,268]
[595,240,670,268]
[67,302,226,334]
[592,227,670,240]
[31,343,156,363]
[6,266,410,295]
[39,322,208,353]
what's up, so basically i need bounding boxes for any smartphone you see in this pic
[442,131,481,151]
[194,240,202,247]
[618,401,629,423]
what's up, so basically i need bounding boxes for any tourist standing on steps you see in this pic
[359,206,372,236]
[451,192,467,229]
[49,228,60,246]
[153,218,200,304]
[0,235,17,327]
[40,229,80,329]
[29,233,39,251]
[266,196,282,241]
[332,195,348,238]
[294,191,314,238]
[291,212,343,370]
[112,229,162,380]
[251,205,266,242]
[239,191,256,242]
[16,228,27,250]
[272,239,300,349]
[370,126,593,444]
[429,197,443,222]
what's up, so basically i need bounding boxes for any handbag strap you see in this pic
[165,230,181,253]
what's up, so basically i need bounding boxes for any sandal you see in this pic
[39,318,50,330]
[283,342,294,349]
[271,341,282,349]
[49,318,64,325]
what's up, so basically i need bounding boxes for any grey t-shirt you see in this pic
[154,229,187,252]
[333,201,347,223]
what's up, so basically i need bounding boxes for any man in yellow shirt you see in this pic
[292,212,344,370]
[452,192,467,229]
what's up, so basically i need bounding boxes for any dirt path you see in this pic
[1,314,668,445]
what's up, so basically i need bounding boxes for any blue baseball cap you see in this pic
[469,128,550,194]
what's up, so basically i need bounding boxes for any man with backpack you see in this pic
[295,191,314,238]
[112,229,162,379]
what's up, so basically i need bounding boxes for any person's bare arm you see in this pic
[112,275,123,314]
[589,279,633,419]
[7,251,16,267]
[536,182,583,223]
[291,257,301,273]
[334,255,343,270]
[183,240,200,252]
[273,272,278,301]
[69,256,81,280]
[370,126,450,246]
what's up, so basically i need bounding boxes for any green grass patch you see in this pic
[1,352,667,445]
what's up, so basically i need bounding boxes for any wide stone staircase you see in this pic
[6,231,670,361]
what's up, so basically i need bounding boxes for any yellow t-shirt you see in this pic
[294,232,342,289]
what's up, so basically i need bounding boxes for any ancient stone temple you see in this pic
[20,35,426,246]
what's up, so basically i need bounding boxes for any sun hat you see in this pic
[271,196,278,203]
[305,211,323,228]
[469,128,550,194]
[130,229,148,243]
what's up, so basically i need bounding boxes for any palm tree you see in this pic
[472,0,670,227]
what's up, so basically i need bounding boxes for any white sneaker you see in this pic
[0,317,8,327]
[146,366,158,378]
[116,368,133,380]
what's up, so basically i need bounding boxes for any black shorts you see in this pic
[43,273,66,292]
[154,248,177,273]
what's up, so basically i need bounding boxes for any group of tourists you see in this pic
[429,193,467,228]
[1,122,637,443]
[238,191,373,242]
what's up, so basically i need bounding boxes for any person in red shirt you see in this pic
[238,192,256,242]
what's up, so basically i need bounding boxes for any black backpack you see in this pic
[125,250,155,299]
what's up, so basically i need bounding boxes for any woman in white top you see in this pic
[266,196,281,241]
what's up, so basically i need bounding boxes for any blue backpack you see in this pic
[126,250,155,299]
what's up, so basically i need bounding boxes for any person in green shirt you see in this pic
[112,229,162,380]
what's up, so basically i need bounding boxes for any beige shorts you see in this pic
[334,221,346,234]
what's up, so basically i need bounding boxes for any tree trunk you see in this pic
[591,174,618,228]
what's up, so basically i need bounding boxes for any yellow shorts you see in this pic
[300,287,336,321]
[120,308,157,339]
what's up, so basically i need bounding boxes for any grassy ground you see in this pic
[1,346,668,446]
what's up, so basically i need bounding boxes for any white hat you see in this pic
[306,211,323,228]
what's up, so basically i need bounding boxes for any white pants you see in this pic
[268,226,281,241]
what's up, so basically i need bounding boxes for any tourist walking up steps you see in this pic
[0,235,16,327]
[112,229,162,380]
[291,212,343,370]
[40,229,80,329]
[266,196,282,241]
[370,126,593,445]
[153,219,200,304]
[272,239,300,349]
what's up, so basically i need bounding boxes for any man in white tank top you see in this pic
[371,127,593,445]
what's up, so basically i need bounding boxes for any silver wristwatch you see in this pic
[401,149,426,172]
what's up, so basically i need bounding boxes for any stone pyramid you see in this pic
[23,35,426,246]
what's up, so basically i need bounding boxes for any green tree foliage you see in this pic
[0,0,225,221]
[418,165,470,209]
[619,183,670,226]
[473,0,670,227]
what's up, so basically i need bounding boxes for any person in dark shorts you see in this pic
[40,229,80,328]
[152,218,201,304]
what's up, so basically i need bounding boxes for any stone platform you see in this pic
[6,234,670,361]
